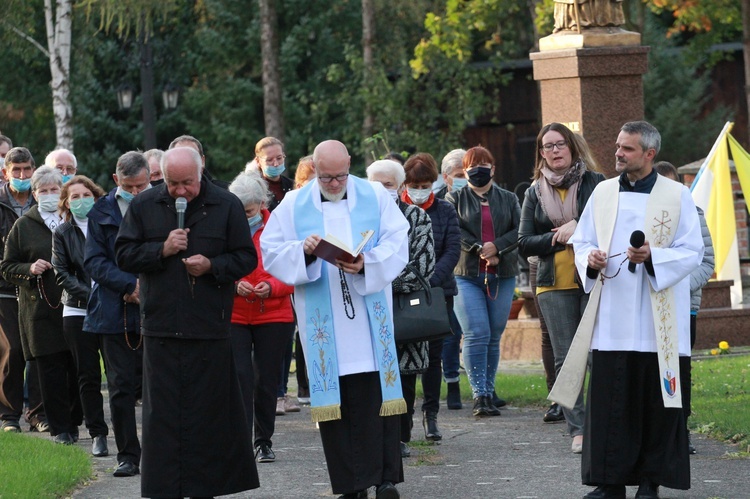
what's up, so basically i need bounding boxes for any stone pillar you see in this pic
[530,44,650,177]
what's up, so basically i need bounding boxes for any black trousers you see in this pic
[100,332,142,464]
[399,373,417,443]
[319,372,403,495]
[63,316,108,438]
[230,322,294,448]
[35,349,82,436]
[421,298,451,414]
[294,330,309,395]
[0,298,44,425]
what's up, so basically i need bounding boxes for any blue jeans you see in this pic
[454,275,515,398]
[441,295,463,383]
[537,288,588,437]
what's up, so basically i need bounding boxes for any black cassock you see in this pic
[319,371,404,495]
[140,336,259,498]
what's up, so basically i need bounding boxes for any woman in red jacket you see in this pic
[229,171,295,464]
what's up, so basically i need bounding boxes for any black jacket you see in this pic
[52,220,90,309]
[0,185,35,296]
[115,180,257,339]
[266,174,294,212]
[446,184,520,278]
[517,170,605,287]
[425,198,461,296]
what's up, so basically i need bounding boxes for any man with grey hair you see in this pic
[116,146,259,498]
[561,121,703,499]
[83,151,150,477]
[168,134,230,189]
[0,147,47,434]
[143,149,164,185]
[44,149,77,184]
[434,148,467,199]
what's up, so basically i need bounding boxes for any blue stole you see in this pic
[294,179,406,422]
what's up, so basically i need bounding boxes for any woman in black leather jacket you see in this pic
[518,123,604,454]
[445,146,520,418]
[52,175,108,455]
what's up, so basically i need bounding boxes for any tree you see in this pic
[258,0,284,140]
[361,0,375,143]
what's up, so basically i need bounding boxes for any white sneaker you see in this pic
[276,397,286,416]
[284,395,301,413]
[571,435,583,454]
[298,396,310,405]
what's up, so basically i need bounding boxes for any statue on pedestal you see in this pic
[553,0,625,33]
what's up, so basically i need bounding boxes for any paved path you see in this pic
[64,380,747,499]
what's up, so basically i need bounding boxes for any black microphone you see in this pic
[628,230,645,273]
[175,197,187,229]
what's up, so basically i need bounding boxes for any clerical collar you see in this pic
[619,169,657,194]
[320,192,348,203]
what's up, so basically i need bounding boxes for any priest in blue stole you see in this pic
[262,140,410,499]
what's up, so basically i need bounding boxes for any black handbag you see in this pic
[392,266,452,344]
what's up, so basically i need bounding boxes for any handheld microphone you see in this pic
[628,230,645,273]
[175,197,187,229]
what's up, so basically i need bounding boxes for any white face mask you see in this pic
[407,187,431,205]
[386,188,400,203]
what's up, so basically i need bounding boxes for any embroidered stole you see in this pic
[294,179,406,422]
[548,176,683,409]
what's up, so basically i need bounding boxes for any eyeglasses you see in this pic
[318,173,349,184]
[259,154,286,165]
[55,166,77,175]
[541,141,568,152]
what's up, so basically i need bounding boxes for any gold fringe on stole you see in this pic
[311,404,341,423]
[379,398,407,417]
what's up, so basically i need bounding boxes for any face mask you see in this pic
[37,193,60,213]
[467,166,492,188]
[10,177,32,192]
[116,186,135,203]
[451,178,468,191]
[61,174,73,184]
[247,213,263,227]
[386,189,400,203]
[263,164,285,178]
[69,197,95,219]
[407,187,431,205]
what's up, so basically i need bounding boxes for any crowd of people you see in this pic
[0,120,711,499]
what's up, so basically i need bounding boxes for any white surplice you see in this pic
[571,186,704,356]
[261,177,409,376]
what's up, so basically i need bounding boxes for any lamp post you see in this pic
[116,83,135,111]
[162,83,180,110]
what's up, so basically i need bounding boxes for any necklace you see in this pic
[339,268,355,319]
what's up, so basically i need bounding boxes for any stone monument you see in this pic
[530,1,648,177]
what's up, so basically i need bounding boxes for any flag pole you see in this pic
[691,121,734,192]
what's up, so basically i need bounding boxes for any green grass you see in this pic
[0,432,92,497]
[690,355,750,452]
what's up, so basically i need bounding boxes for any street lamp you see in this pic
[116,83,135,111]
[162,83,180,110]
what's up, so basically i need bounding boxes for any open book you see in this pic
[312,230,375,265]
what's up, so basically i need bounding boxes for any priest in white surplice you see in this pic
[559,122,703,499]
[261,140,409,499]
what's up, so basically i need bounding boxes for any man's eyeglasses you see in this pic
[541,141,568,152]
[318,174,349,184]
[259,155,286,165]
[55,166,77,175]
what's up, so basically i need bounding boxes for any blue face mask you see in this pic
[61,174,73,184]
[247,213,263,228]
[69,197,95,219]
[10,177,32,192]
[37,193,60,213]
[451,178,468,191]
[263,164,285,178]
[116,186,135,203]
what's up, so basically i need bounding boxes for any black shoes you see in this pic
[583,485,626,499]
[422,411,442,441]
[1,420,21,433]
[92,435,109,457]
[491,391,507,408]
[688,433,697,454]
[399,441,410,458]
[376,481,399,499]
[338,491,367,499]
[472,396,501,417]
[635,480,660,498]
[543,403,565,423]
[113,461,140,477]
[446,381,463,410]
[53,432,74,445]
[255,443,276,463]
[30,420,50,433]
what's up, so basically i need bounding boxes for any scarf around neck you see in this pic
[535,158,586,227]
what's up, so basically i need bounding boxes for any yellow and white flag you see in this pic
[690,122,742,305]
